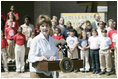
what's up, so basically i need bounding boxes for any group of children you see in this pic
[1,5,36,73]
[51,16,117,76]
[1,5,117,76]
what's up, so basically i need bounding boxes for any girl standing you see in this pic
[13,27,26,73]
[88,29,100,74]
[78,30,90,72]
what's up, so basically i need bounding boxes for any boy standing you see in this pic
[66,29,79,72]
[99,29,112,76]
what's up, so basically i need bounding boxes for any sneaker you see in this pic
[96,71,100,74]
[80,68,85,72]
[99,71,105,75]
[4,68,8,72]
[106,72,110,76]
[92,71,96,74]
[74,69,78,73]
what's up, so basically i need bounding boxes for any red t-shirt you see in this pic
[34,27,40,36]
[52,34,64,40]
[5,27,17,39]
[5,21,19,30]
[13,33,26,46]
[1,38,8,49]
[7,12,19,20]
[107,29,117,49]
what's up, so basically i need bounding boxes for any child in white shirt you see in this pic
[99,29,112,76]
[27,32,35,48]
[88,29,100,74]
[66,29,79,72]
[66,29,78,59]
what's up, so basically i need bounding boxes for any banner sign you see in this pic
[61,13,105,28]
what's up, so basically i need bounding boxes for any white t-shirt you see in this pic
[97,28,103,37]
[66,36,78,49]
[106,27,112,33]
[88,36,99,49]
[21,24,34,40]
[27,37,33,48]
[113,34,117,47]
[99,36,111,50]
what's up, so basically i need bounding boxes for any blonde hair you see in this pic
[36,15,52,27]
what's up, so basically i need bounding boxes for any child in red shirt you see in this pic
[13,27,26,73]
[52,27,64,40]
[5,20,16,62]
[52,27,64,60]
[1,30,8,72]
[107,20,117,50]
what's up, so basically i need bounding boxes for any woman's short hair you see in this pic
[107,19,114,26]
[36,15,52,27]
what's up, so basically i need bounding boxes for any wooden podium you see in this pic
[32,59,83,72]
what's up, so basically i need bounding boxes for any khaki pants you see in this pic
[7,39,15,59]
[99,49,112,72]
[15,44,25,72]
[1,49,8,71]
[68,48,79,59]
[58,51,63,59]
[30,72,53,78]
[80,50,90,71]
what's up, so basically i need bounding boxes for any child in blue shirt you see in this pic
[78,30,90,72]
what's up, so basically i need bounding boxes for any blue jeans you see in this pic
[90,49,100,72]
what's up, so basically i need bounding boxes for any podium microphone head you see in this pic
[54,39,61,47]
[60,39,67,45]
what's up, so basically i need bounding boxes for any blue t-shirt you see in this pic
[78,38,88,48]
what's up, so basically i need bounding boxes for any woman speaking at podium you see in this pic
[28,15,59,78]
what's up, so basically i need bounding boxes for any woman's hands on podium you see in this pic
[39,56,47,61]
[49,56,56,61]
[40,56,56,61]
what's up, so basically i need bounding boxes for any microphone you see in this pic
[54,39,61,47]
[60,39,69,49]
[59,39,70,57]
[60,39,72,57]
[54,39,66,57]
